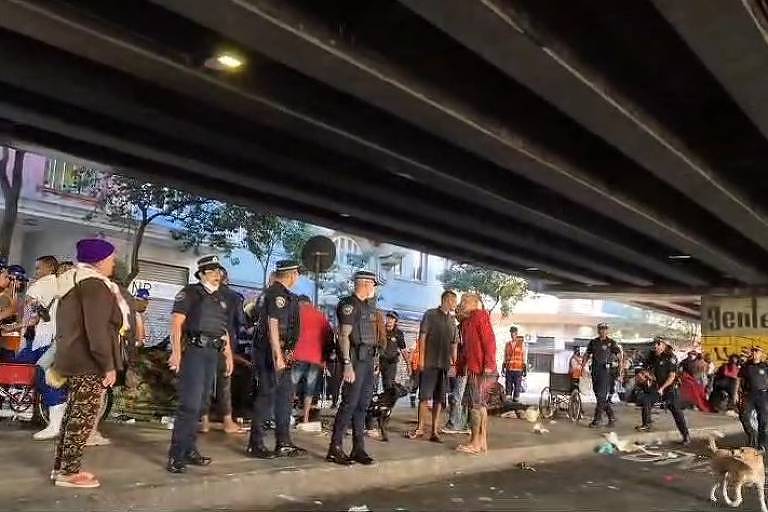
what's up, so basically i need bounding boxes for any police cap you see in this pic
[195,255,224,279]
[386,310,399,320]
[7,264,26,280]
[597,322,609,330]
[275,260,300,273]
[353,270,380,285]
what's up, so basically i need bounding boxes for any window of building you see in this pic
[44,159,105,198]
[411,252,428,281]
[333,236,363,268]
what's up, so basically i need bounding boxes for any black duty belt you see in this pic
[187,334,225,351]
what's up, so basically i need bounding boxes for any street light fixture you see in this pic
[204,52,245,71]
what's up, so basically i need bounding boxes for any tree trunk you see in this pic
[0,150,25,260]
[126,221,149,284]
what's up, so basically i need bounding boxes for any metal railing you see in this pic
[42,159,105,198]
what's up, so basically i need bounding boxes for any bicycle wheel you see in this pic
[539,387,554,419]
[568,389,582,422]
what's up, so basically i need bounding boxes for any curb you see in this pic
[29,422,744,511]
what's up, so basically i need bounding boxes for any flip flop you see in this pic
[429,434,443,444]
[404,430,425,440]
[54,472,101,488]
[456,444,481,455]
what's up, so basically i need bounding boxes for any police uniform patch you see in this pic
[342,304,354,316]
[275,296,286,309]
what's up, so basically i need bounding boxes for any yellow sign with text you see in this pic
[701,296,768,364]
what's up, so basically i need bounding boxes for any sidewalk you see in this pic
[0,403,743,511]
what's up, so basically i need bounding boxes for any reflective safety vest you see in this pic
[505,340,525,371]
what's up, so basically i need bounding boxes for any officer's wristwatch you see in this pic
[343,358,352,366]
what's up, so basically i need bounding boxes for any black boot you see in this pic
[326,445,352,466]
[349,448,375,465]
[246,444,276,459]
[166,457,187,474]
[185,449,212,466]
[275,444,307,458]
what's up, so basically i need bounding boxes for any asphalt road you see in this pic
[271,436,764,512]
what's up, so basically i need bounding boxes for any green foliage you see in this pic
[439,263,527,314]
[95,173,214,282]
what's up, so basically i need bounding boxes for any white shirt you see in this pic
[26,274,58,351]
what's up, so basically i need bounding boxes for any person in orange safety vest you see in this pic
[503,327,526,401]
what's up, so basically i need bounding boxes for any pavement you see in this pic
[284,434,762,512]
[0,402,746,511]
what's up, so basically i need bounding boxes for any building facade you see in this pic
[1,149,449,346]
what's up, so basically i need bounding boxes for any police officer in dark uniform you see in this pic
[637,337,690,445]
[581,322,621,428]
[327,270,380,466]
[246,260,305,459]
[167,256,234,473]
[380,311,407,392]
[738,346,768,449]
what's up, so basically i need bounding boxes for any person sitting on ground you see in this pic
[292,295,332,427]
[456,293,497,455]
[714,355,742,408]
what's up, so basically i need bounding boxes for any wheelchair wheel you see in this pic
[8,386,34,413]
[568,389,582,422]
[539,387,554,419]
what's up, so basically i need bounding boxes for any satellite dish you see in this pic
[301,236,337,305]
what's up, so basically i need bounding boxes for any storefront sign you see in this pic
[701,296,768,363]
[129,279,183,301]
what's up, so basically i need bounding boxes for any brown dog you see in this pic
[708,436,767,512]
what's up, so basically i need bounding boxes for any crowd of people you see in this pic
[3,238,766,489]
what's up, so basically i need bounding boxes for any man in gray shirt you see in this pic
[407,290,458,443]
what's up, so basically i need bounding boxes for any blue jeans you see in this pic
[168,345,218,459]
[447,375,467,429]
[292,362,321,400]
[505,370,523,400]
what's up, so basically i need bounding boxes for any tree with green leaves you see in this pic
[234,207,313,287]
[0,147,26,260]
[440,263,528,315]
[95,174,214,283]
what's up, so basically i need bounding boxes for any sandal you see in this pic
[456,444,482,455]
[404,429,424,440]
[55,472,100,488]
[429,433,443,444]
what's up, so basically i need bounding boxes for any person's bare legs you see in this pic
[302,396,313,424]
[417,401,429,434]
[457,408,482,453]
[222,414,239,433]
[479,407,488,453]
[431,403,442,436]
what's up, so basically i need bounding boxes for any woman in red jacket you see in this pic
[455,293,497,455]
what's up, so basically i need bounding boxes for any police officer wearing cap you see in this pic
[581,322,621,428]
[738,346,768,449]
[380,311,407,392]
[167,255,234,473]
[637,337,690,445]
[327,270,380,465]
[247,260,305,459]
